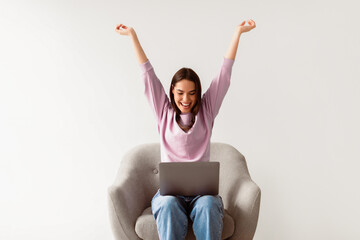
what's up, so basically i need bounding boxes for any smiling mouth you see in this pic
[180,102,191,109]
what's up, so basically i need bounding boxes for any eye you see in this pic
[190,93,195,95]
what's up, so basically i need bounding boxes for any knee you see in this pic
[152,195,182,216]
[194,195,223,214]
[162,196,181,209]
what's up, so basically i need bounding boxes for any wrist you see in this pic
[235,26,243,35]
[129,29,137,38]
[237,29,243,36]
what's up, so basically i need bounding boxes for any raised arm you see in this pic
[115,24,169,127]
[225,19,256,60]
[115,24,148,64]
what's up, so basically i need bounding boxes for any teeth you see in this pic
[181,102,190,106]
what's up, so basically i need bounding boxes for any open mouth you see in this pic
[180,102,191,109]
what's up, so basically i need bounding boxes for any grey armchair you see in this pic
[108,142,261,240]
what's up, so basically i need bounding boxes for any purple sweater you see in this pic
[140,57,234,162]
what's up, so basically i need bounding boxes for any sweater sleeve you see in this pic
[139,59,169,125]
[202,57,235,120]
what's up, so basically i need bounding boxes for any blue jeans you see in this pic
[151,189,224,240]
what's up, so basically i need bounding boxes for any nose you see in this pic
[183,94,190,102]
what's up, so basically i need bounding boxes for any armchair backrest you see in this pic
[113,142,252,207]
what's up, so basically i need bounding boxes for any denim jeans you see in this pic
[151,189,224,240]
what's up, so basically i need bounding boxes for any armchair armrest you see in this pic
[108,143,161,240]
[108,178,148,240]
[228,179,261,240]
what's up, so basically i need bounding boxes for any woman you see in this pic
[115,20,256,240]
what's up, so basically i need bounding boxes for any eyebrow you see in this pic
[176,89,196,92]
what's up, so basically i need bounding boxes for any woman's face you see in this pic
[172,79,197,114]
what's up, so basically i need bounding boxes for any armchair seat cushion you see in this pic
[135,207,234,240]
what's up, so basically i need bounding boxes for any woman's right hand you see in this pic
[115,24,148,64]
[237,20,256,34]
[115,24,134,36]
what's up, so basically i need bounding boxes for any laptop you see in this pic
[159,162,220,196]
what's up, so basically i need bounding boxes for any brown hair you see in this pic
[169,67,202,132]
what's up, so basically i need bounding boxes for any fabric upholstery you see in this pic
[108,142,261,240]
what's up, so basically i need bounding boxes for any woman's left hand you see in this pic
[237,19,256,33]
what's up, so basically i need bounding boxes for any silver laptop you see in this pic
[159,162,220,196]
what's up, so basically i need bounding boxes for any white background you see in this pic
[1,0,359,239]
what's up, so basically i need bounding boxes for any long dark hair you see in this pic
[169,67,202,132]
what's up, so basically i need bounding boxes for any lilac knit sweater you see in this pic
[140,57,234,162]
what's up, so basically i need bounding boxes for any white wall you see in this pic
[1,0,359,239]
